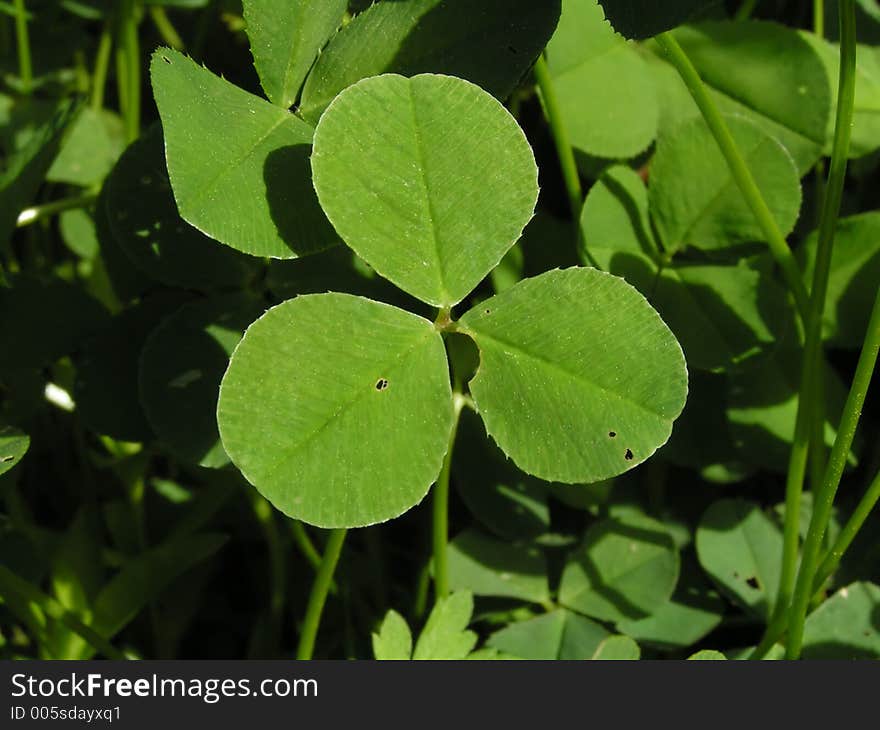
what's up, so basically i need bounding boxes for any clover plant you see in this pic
[0,0,878,663]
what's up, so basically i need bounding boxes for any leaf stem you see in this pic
[751,0,859,661]
[252,494,286,649]
[296,527,346,660]
[12,0,31,94]
[116,0,141,143]
[815,0,825,39]
[432,392,465,600]
[735,0,760,21]
[814,462,880,590]
[16,192,98,228]
[654,32,810,322]
[786,283,880,659]
[533,55,583,222]
[149,6,184,50]
[91,22,113,111]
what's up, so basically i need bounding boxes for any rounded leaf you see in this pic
[218,294,454,527]
[0,426,29,477]
[312,73,539,307]
[650,115,802,252]
[105,125,255,291]
[139,294,264,468]
[559,512,680,623]
[459,267,688,484]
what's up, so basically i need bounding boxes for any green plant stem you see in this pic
[116,0,141,143]
[432,392,465,600]
[655,32,810,322]
[814,463,880,590]
[149,5,184,50]
[533,55,582,222]
[0,565,126,660]
[252,495,285,646]
[296,527,347,660]
[752,0,858,660]
[12,0,31,94]
[16,192,98,228]
[91,22,113,110]
[735,0,759,21]
[787,282,880,659]
[815,0,825,38]
[289,520,322,572]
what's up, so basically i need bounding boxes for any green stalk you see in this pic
[815,0,825,39]
[814,462,880,590]
[296,527,347,660]
[654,33,810,322]
[289,520,322,572]
[735,0,759,21]
[533,55,583,222]
[149,5,184,50]
[252,495,286,648]
[13,0,31,94]
[787,282,880,659]
[432,392,465,600]
[16,192,98,228]
[116,0,141,143]
[91,22,113,111]
[752,0,858,661]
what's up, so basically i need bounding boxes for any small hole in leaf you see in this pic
[609,431,617,438]
[162,55,172,64]
[624,448,634,460]
[375,378,388,391]
[0,455,13,463]
[746,576,760,590]
[484,309,491,315]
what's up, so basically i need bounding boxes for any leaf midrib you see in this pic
[465,326,674,422]
[261,326,437,485]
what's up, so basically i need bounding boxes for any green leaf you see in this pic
[591,635,640,660]
[150,48,337,258]
[799,212,880,349]
[0,100,79,246]
[649,115,802,252]
[90,533,227,648]
[459,267,688,483]
[688,649,726,660]
[413,591,478,660]
[47,108,124,187]
[243,0,348,109]
[312,73,538,307]
[453,409,550,541]
[581,164,658,268]
[487,609,609,660]
[727,348,849,473]
[447,528,550,604]
[59,208,99,260]
[595,0,721,39]
[372,609,413,660]
[616,558,725,650]
[218,294,453,528]
[139,294,264,468]
[648,261,789,373]
[298,0,562,123]
[0,275,109,377]
[104,125,256,291]
[559,512,680,623]
[803,35,880,159]
[75,293,188,442]
[544,0,657,159]
[656,21,831,173]
[0,425,29,477]
[695,498,782,620]
[802,582,880,660]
